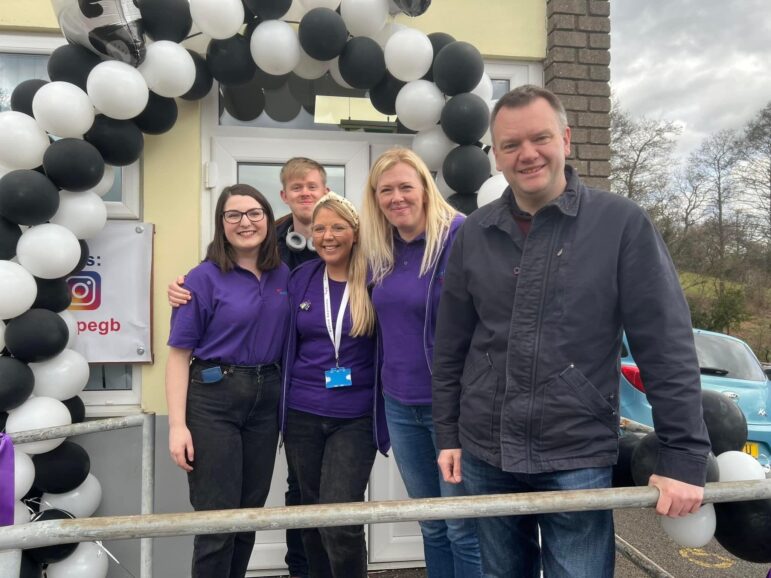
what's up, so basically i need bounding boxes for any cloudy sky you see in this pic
[609,0,771,158]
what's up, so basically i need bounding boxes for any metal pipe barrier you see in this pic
[3,413,156,578]
[1,479,769,550]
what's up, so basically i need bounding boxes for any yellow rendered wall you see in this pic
[0,1,58,31]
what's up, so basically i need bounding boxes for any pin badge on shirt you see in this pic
[299,301,311,311]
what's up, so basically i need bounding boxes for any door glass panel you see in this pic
[238,162,345,221]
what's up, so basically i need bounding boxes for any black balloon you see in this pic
[0,357,35,412]
[19,552,42,578]
[69,240,90,276]
[32,277,72,313]
[423,32,455,81]
[264,83,302,123]
[62,396,86,424]
[206,34,257,86]
[134,92,178,135]
[702,389,748,455]
[181,50,214,101]
[447,193,478,215]
[433,41,484,96]
[392,0,432,16]
[245,0,291,20]
[47,44,101,91]
[441,92,490,145]
[715,498,771,563]
[612,433,642,488]
[25,509,77,564]
[630,432,659,486]
[85,115,144,167]
[138,0,192,43]
[396,119,417,134]
[299,8,348,61]
[288,74,317,109]
[0,169,59,226]
[33,441,91,494]
[0,215,22,260]
[441,145,490,195]
[222,75,266,122]
[43,139,105,192]
[339,37,386,90]
[4,309,69,363]
[10,79,48,117]
[0,411,7,431]
[253,67,290,90]
[369,72,405,116]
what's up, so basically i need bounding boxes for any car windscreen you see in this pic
[693,333,767,382]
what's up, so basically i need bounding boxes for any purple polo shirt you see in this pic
[372,234,433,405]
[288,268,375,418]
[168,260,290,365]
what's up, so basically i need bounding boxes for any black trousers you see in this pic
[285,409,377,578]
[186,360,280,578]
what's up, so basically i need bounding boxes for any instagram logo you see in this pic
[68,272,102,310]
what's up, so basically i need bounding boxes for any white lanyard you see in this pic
[323,268,350,368]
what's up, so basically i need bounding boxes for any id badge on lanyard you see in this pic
[323,268,353,388]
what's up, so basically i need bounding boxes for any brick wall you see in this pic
[545,0,610,190]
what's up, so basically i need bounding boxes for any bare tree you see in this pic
[736,102,771,248]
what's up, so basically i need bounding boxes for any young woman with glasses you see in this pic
[165,184,290,578]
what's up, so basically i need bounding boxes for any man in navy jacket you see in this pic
[432,85,710,578]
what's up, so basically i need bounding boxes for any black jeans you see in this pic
[186,360,281,578]
[285,409,377,578]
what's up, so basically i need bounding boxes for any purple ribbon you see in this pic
[0,433,14,526]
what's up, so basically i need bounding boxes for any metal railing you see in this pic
[1,413,155,578]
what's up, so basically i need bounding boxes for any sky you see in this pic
[609,0,771,158]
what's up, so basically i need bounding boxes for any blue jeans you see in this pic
[461,451,614,578]
[383,395,483,578]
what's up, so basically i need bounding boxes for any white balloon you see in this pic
[660,503,716,548]
[5,396,72,454]
[471,73,494,102]
[435,169,455,199]
[42,474,103,519]
[84,164,116,198]
[250,20,301,77]
[0,320,5,351]
[384,28,433,82]
[0,111,50,170]
[14,448,35,500]
[328,57,353,89]
[87,61,149,121]
[59,310,78,349]
[412,126,457,171]
[14,501,31,525]
[294,47,331,80]
[189,0,244,40]
[340,0,388,37]
[138,41,196,98]
[50,191,108,240]
[717,450,766,482]
[477,174,509,207]
[300,0,341,9]
[32,82,95,138]
[283,1,309,21]
[30,349,90,401]
[373,22,406,49]
[16,224,81,279]
[395,80,445,132]
[46,541,109,578]
[0,261,37,319]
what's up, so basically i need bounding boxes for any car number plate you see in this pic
[743,442,759,458]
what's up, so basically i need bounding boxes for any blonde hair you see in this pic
[280,157,327,188]
[313,192,375,337]
[361,148,458,285]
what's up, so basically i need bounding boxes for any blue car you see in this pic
[620,328,771,472]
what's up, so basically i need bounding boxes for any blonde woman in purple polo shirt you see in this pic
[360,148,483,578]
[166,184,290,578]
[281,192,388,578]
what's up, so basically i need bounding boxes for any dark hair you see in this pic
[205,184,281,273]
[491,84,568,132]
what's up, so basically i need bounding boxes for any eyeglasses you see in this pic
[222,209,265,224]
[311,224,351,237]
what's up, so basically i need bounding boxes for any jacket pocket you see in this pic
[459,354,498,447]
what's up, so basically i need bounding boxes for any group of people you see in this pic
[165,85,711,578]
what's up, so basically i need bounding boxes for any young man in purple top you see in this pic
[166,184,290,578]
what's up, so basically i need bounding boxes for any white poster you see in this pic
[66,221,153,363]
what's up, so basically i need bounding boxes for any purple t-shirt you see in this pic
[168,260,290,365]
[372,234,433,405]
[288,268,375,418]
